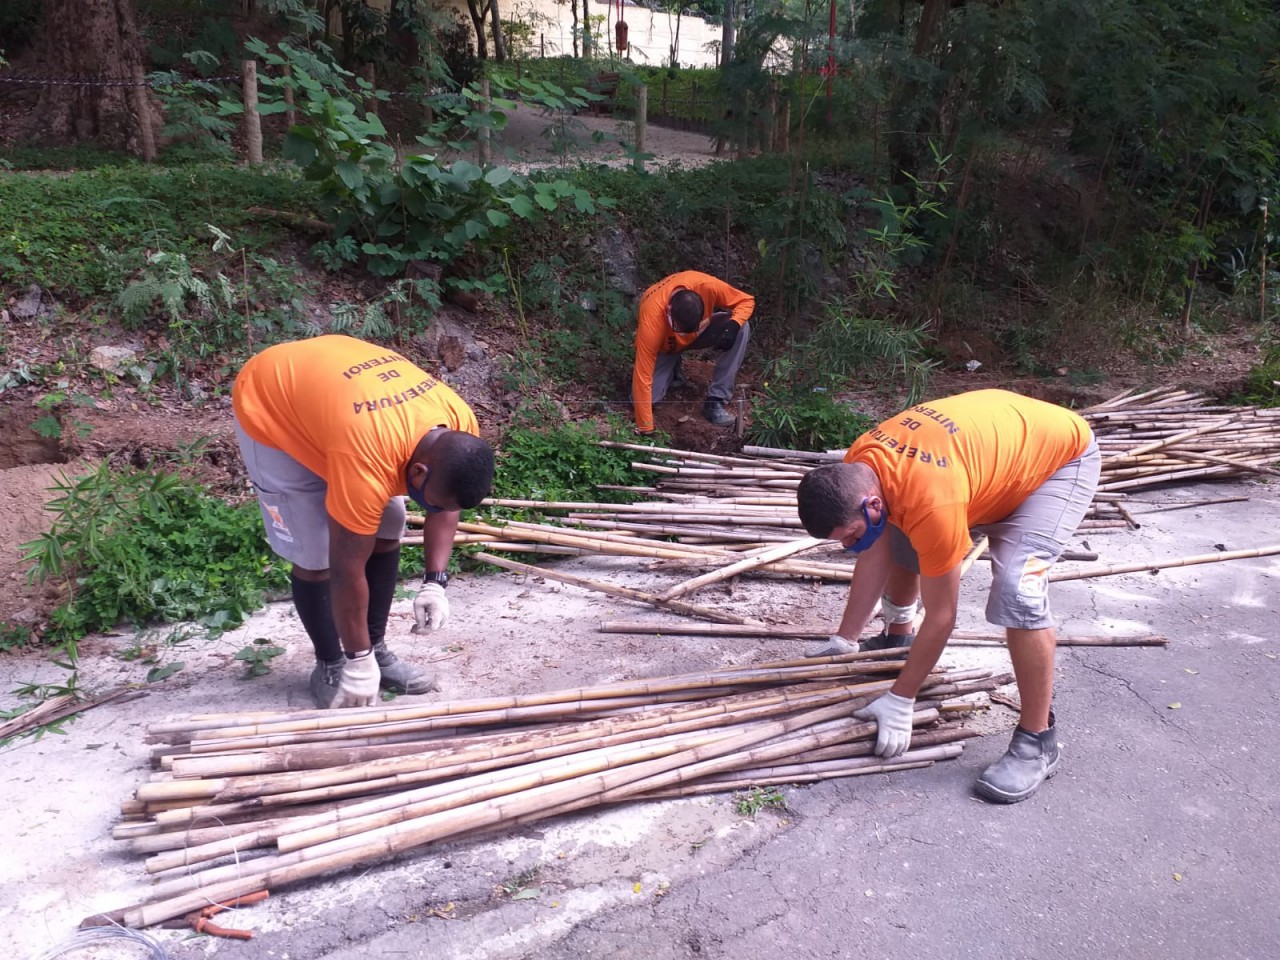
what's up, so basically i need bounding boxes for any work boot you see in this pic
[702,399,735,427]
[860,629,915,653]
[373,641,440,695]
[309,658,344,709]
[974,715,1060,804]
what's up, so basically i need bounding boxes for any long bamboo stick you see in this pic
[1049,544,1280,581]
[656,537,827,601]
[471,551,765,625]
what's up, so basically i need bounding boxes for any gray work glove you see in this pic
[807,634,860,657]
[412,581,450,633]
[331,653,380,709]
[854,692,915,758]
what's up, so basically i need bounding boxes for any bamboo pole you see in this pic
[471,551,765,625]
[1049,544,1280,581]
[657,537,826,601]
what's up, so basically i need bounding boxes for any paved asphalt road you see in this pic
[5,481,1278,960]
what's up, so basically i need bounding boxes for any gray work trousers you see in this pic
[651,319,752,404]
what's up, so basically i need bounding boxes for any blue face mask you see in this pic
[407,467,445,514]
[844,497,886,554]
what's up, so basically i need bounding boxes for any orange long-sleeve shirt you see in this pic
[844,390,1092,576]
[632,271,755,433]
[232,335,479,534]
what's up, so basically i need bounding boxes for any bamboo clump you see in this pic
[92,651,1007,929]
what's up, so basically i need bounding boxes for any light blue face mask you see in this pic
[844,497,886,554]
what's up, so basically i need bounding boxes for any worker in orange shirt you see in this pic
[232,335,495,709]
[795,390,1101,803]
[632,271,755,434]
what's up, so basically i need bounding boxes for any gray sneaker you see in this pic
[702,399,735,427]
[309,659,344,709]
[373,642,440,695]
[861,629,915,652]
[975,717,1060,804]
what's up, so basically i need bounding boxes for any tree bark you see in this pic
[488,0,508,62]
[33,0,162,156]
[720,0,736,66]
[466,0,489,59]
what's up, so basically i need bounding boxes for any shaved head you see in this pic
[796,462,880,537]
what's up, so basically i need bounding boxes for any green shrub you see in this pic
[495,409,647,503]
[21,463,289,642]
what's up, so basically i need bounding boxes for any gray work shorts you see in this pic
[888,438,1101,629]
[233,421,407,571]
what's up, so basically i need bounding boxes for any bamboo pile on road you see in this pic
[1082,387,1280,493]
[398,387,1277,616]
[92,653,1005,930]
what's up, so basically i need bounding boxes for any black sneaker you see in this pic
[860,629,915,652]
[974,717,1061,803]
[309,659,344,709]
[702,399,735,427]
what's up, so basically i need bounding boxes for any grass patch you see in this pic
[0,163,316,298]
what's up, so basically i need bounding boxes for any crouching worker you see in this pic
[795,389,1100,803]
[632,270,755,434]
[232,335,495,709]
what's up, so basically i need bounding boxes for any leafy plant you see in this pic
[495,410,646,504]
[229,40,613,281]
[21,463,290,643]
[733,786,787,818]
[235,638,287,678]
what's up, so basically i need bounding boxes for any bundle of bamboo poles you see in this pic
[90,652,1005,930]
[1081,386,1280,493]
[395,387,1278,623]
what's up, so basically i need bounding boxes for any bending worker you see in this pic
[795,389,1100,803]
[632,270,754,433]
[232,335,495,709]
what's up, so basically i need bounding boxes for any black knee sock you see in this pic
[365,548,401,648]
[291,572,342,663]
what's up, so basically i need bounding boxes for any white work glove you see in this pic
[331,653,380,709]
[412,582,450,633]
[807,634,860,658]
[854,692,915,758]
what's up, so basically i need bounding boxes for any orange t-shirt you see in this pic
[232,335,479,534]
[632,271,755,432]
[844,390,1092,576]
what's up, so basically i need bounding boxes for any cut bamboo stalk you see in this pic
[1116,415,1240,458]
[1049,544,1280,581]
[657,537,827,601]
[472,551,766,625]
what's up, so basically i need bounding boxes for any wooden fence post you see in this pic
[242,60,263,166]
[131,65,157,163]
[478,77,492,166]
[283,63,296,129]
[634,83,647,171]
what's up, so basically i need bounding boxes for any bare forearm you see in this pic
[835,539,891,639]
[331,568,372,655]
[422,511,460,573]
[889,614,953,698]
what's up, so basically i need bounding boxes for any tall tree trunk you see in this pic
[33,0,162,156]
[466,0,489,58]
[571,0,580,57]
[488,0,508,62]
[720,0,736,66]
[582,0,591,57]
